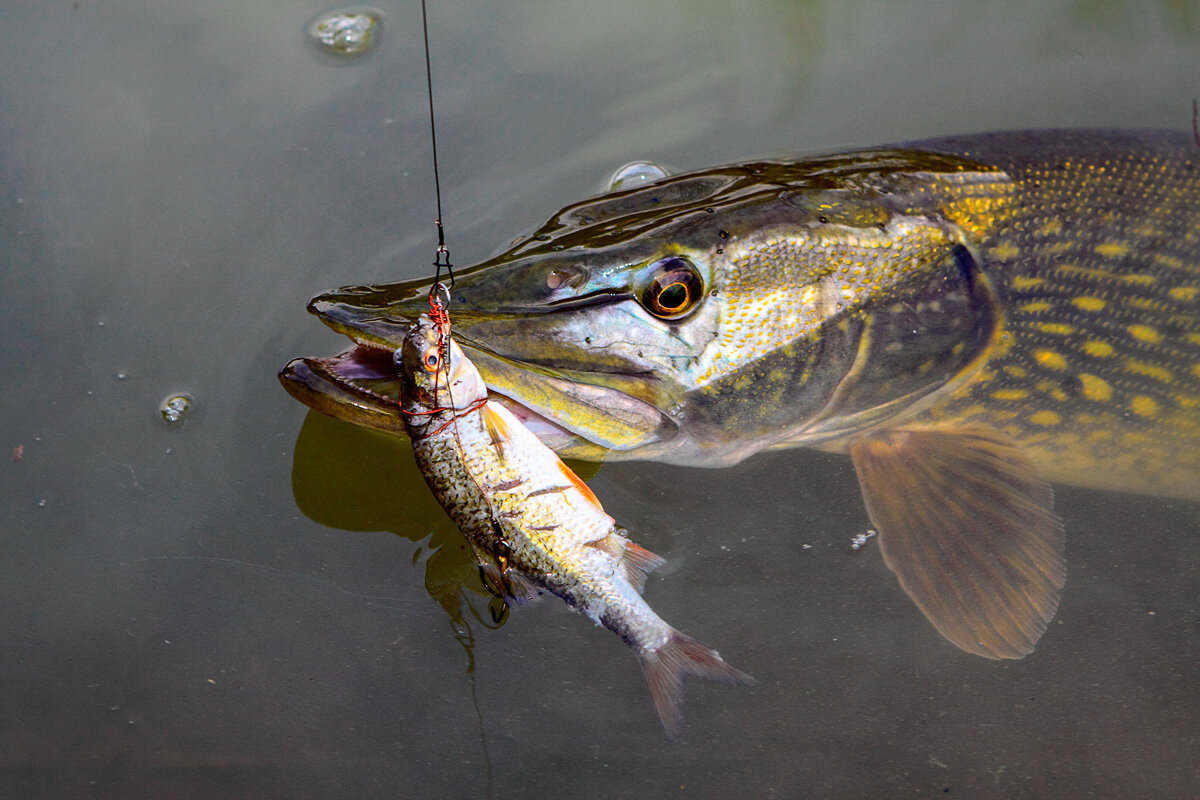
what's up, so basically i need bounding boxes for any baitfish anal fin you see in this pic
[849,427,1066,660]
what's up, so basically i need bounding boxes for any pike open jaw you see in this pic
[280,340,593,451]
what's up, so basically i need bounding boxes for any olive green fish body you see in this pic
[285,129,1200,664]
[902,130,1200,499]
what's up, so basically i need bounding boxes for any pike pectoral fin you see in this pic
[849,427,1066,660]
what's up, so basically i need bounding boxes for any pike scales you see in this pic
[911,131,1200,498]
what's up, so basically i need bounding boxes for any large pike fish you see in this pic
[398,312,751,736]
[281,130,1200,661]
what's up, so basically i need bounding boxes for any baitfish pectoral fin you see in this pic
[587,528,666,593]
[849,427,1066,660]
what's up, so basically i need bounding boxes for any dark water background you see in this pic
[2,1,1198,797]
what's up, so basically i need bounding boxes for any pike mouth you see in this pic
[279,340,651,454]
[282,287,678,456]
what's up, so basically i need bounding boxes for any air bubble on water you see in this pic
[159,393,194,426]
[115,372,127,381]
[306,6,383,59]
[605,161,671,193]
[849,529,877,551]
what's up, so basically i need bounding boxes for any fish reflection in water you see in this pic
[283,129,1200,682]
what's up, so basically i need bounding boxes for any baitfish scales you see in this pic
[282,129,1200,662]
[398,312,752,736]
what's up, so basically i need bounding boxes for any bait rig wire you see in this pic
[402,0,484,439]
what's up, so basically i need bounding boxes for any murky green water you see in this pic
[2,1,1198,797]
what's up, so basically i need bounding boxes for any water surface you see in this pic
[2,1,1198,796]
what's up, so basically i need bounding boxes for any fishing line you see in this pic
[417,0,457,393]
[413,0,512,610]
[421,0,454,292]
[414,11,503,782]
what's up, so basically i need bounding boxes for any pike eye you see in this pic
[641,257,702,319]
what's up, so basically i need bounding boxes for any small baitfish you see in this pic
[397,312,752,736]
[282,130,1200,662]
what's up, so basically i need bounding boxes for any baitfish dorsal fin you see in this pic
[849,426,1066,660]
[480,401,516,457]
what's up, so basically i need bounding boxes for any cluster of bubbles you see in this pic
[849,529,877,551]
[159,394,194,426]
[306,6,383,59]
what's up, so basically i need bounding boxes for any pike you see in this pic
[282,129,1200,660]
[397,312,751,736]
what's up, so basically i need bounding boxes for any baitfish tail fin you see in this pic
[639,631,755,738]
[850,426,1066,660]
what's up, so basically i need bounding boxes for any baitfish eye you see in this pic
[423,349,440,371]
[640,257,703,320]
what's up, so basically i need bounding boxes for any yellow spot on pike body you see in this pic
[1130,395,1159,417]
[1036,322,1076,336]
[1035,349,1068,370]
[1169,285,1199,302]
[1036,379,1069,402]
[992,388,1029,401]
[1004,365,1027,378]
[1036,218,1063,237]
[1083,340,1115,357]
[1012,275,1046,290]
[1154,252,1186,271]
[1071,296,1107,312]
[1123,359,1174,383]
[990,241,1020,261]
[1079,373,1112,402]
[1029,410,1061,426]
[1128,324,1162,344]
[1095,241,1131,259]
